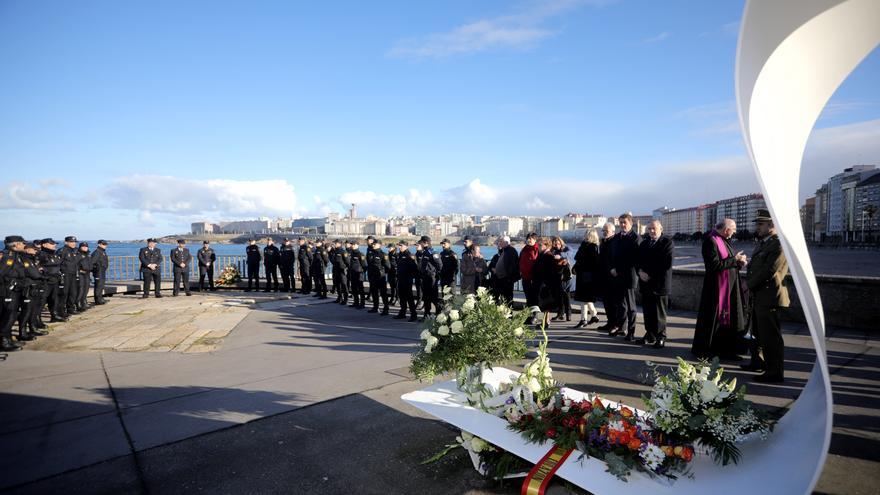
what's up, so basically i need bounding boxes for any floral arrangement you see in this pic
[410,286,533,382]
[422,430,530,483]
[643,357,773,465]
[216,265,242,286]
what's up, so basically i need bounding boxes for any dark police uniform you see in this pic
[263,243,280,292]
[0,246,26,350]
[419,245,443,317]
[171,245,192,296]
[197,245,216,291]
[18,249,46,339]
[58,237,80,314]
[395,248,419,321]
[387,247,398,305]
[745,231,790,381]
[367,245,390,314]
[279,242,296,293]
[414,247,425,307]
[348,247,367,308]
[331,243,349,304]
[139,244,163,297]
[38,243,65,321]
[76,245,92,311]
[246,243,261,291]
[297,243,312,294]
[439,247,459,291]
[91,243,109,304]
[311,244,329,298]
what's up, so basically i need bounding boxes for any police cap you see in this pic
[64,236,77,243]
[41,238,56,245]
[419,235,431,243]
[203,240,210,245]
[4,235,25,244]
[98,240,108,246]
[79,242,89,247]
[462,235,472,242]
[177,239,186,244]
[24,242,38,250]
[441,238,450,244]
[147,238,157,243]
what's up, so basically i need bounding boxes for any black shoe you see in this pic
[173,293,179,297]
[597,323,613,331]
[608,327,622,336]
[573,320,587,329]
[1,337,22,352]
[16,334,35,342]
[186,293,192,296]
[409,316,418,322]
[50,316,67,323]
[394,314,406,319]
[635,337,655,345]
[381,308,389,316]
[718,353,743,361]
[551,315,564,322]
[588,316,600,325]
[244,289,252,292]
[155,294,163,298]
[68,309,79,315]
[35,322,48,329]
[754,373,784,383]
[566,314,572,322]
[142,295,149,298]
[623,333,635,342]
[652,339,666,349]
[368,309,379,313]
[740,363,765,373]
[31,329,49,336]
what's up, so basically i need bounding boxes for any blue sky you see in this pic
[1,0,878,239]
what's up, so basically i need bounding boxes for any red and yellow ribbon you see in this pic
[521,446,574,495]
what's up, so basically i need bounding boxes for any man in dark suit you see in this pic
[171,239,192,296]
[743,209,790,383]
[139,239,163,298]
[636,220,674,348]
[197,241,216,291]
[91,240,109,305]
[596,223,617,331]
[607,213,640,340]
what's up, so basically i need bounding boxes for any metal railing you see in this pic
[106,256,334,281]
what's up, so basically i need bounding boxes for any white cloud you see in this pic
[0,180,74,210]
[801,118,880,198]
[387,0,610,59]
[526,196,552,210]
[643,31,671,44]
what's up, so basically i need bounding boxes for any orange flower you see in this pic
[681,447,694,462]
[592,398,605,410]
[620,407,633,418]
[661,446,674,457]
[628,438,642,450]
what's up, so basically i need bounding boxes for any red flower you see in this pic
[681,446,694,462]
[546,428,558,439]
[628,439,642,450]
[620,407,633,418]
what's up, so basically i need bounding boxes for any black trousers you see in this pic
[17,287,41,334]
[750,304,785,377]
[387,273,397,302]
[77,273,90,309]
[350,274,365,306]
[199,265,214,291]
[280,266,294,292]
[522,279,539,310]
[44,279,62,317]
[264,264,278,290]
[93,273,106,303]
[495,278,515,304]
[143,270,161,296]
[602,286,617,324]
[421,277,439,315]
[333,269,348,301]
[369,275,388,310]
[557,279,572,317]
[611,287,637,333]
[397,283,417,318]
[641,291,668,341]
[312,272,325,294]
[0,291,22,339]
[173,269,190,295]
[415,276,422,304]
[63,272,79,311]
[299,267,311,293]
[247,263,260,290]
[27,286,45,330]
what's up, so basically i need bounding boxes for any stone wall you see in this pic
[666,268,879,331]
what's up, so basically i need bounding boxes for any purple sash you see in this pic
[710,231,732,326]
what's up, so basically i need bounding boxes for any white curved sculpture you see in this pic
[736,0,880,493]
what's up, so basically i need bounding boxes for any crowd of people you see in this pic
[1,208,790,382]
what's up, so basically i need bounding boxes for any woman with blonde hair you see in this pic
[572,229,601,328]
[551,236,574,322]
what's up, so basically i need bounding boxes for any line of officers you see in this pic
[244,235,460,322]
[0,235,110,352]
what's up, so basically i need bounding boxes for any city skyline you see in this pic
[1,0,879,239]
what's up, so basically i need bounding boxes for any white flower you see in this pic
[419,330,432,341]
[450,321,463,334]
[436,313,448,324]
[513,327,524,337]
[501,306,512,318]
[448,310,460,321]
[700,381,721,403]
[640,444,666,471]
[476,286,489,297]
[527,377,541,393]
[443,285,453,295]
[607,420,625,432]
[437,325,450,336]
[424,335,439,353]
[462,299,475,312]
[470,436,489,453]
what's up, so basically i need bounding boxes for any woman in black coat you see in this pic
[572,229,602,328]
[532,238,561,329]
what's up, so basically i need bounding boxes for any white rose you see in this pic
[437,325,450,336]
[450,321,463,334]
[513,327,524,337]
[477,286,488,297]
[436,313,448,324]
[420,330,431,341]
[527,377,541,393]
[470,436,488,453]
[449,310,460,321]
[462,300,475,312]
[425,335,439,353]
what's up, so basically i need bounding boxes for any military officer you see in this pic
[347,240,367,309]
[311,240,329,298]
[331,240,349,305]
[418,236,443,319]
[58,236,80,315]
[197,241,216,291]
[297,238,312,294]
[743,209,790,383]
[38,239,66,322]
[439,238,459,293]
[387,244,398,305]
[76,242,92,311]
[139,238,163,298]
[279,238,296,294]
[245,238,261,292]
[171,239,192,296]
[263,238,280,292]
[394,241,419,321]
[0,236,26,351]
[91,240,109,305]
[367,241,390,315]
[18,242,48,340]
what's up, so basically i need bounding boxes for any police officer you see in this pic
[279,238,296,294]
[38,239,66,322]
[367,241,391,315]
[347,240,367,309]
[76,242,92,311]
[139,238,163,298]
[1,236,27,350]
[743,209,790,383]
[297,238,312,294]
[364,236,376,302]
[344,240,355,299]
[18,242,48,340]
[263,238,280,292]
[245,238,261,292]
[311,240,329,298]
[418,236,443,319]
[326,241,337,296]
[414,242,425,309]
[394,241,419,321]
[58,236,80,315]
[91,240,109,305]
[387,244,398,306]
[197,241,216,292]
[171,239,192,296]
[331,239,349,305]
[439,238,459,293]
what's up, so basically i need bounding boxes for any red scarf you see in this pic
[710,230,732,327]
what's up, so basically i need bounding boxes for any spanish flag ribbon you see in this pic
[521,446,574,495]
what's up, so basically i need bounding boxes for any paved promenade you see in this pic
[0,291,877,494]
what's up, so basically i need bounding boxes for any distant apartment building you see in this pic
[661,207,701,236]
[539,218,564,237]
[414,219,432,236]
[714,193,766,232]
[292,217,325,234]
[821,165,879,241]
[800,197,816,241]
[191,222,218,235]
[484,217,524,237]
[219,219,273,234]
[855,173,880,240]
[812,184,828,241]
